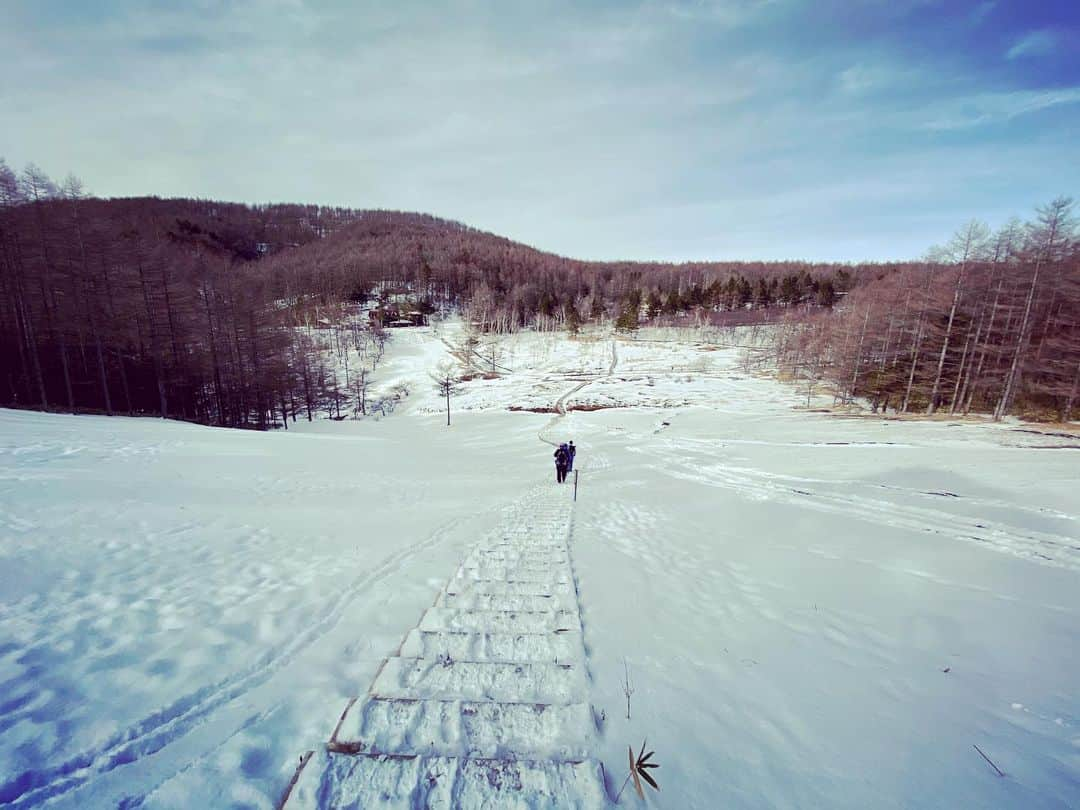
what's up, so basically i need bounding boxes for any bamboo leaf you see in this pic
[629,745,644,799]
[639,768,660,791]
[627,738,661,794]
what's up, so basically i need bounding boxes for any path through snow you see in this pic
[281,484,605,808]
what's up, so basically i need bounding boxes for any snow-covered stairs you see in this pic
[281,485,606,809]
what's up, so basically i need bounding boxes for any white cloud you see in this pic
[920,88,1080,130]
[836,62,920,95]
[657,0,788,25]
[1005,28,1061,60]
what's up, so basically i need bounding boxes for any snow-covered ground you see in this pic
[1,324,1077,808]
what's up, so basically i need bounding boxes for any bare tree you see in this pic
[995,198,1075,420]
[354,367,371,417]
[430,361,461,426]
[0,159,48,409]
[925,220,989,414]
[959,221,1021,415]
[22,164,76,412]
[900,266,934,413]
[483,340,503,374]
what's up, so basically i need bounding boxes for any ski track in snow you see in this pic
[537,338,619,448]
[641,441,1080,572]
[555,383,590,418]
[0,518,468,809]
[281,484,606,808]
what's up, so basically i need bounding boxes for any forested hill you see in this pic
[4,186,888,318]
[1,159,1075,426]
[261,204,899,323]
[0,164,887,427]
[131,193,888,316]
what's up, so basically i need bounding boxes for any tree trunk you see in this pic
[137,257,168,418]
[89,300,112,415]
[995,200,1070,420]
[848,305,871,403]
[901,314,926,413]
[996,266,1043,419]
[115,348,133,415]
[946,319,975,415]
[927,261,968,414]
[1062,358,1080,423]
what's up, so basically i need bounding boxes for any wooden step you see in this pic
[399,628,581,663]
[283,750,606,809]
[450,579,575,597]
[334,697,594,760]
[456,565,571,583]
[418,607,580,634]
[371,657,586,703]
[436,590,574,613]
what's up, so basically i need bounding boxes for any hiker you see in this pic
[554,443,569,483]
[566,441,576,473]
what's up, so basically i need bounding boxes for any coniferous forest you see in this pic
[1,158,1076,426]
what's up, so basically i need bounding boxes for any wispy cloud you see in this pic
[920,87,1080,130]
[1005,28,1062,60]
[837,64,881,95]
[657,0,786,26]
[969,1,997,25]
[836,61,921,96]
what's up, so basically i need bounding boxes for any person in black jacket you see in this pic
[554,443,569,483]
[566,441,576,473]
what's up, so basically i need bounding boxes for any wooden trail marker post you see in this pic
[574,469,579,501]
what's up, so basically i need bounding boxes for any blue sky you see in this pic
[2,0,1077,261]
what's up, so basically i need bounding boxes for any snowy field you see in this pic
[0,324,1077,809]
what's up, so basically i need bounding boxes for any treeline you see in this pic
[459,262,853,333]
[258,208,906,332]
[0,160,372,427]
[606,270,844,333]
[768,198,1079,421]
